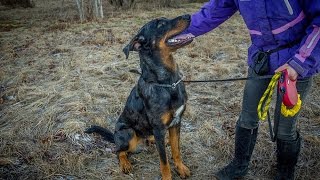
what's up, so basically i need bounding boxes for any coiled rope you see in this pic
[257,72,302,121]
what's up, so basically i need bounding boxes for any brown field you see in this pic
[0,1,319,179]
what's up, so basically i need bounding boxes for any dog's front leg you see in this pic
[153,129,172,180]
[169,125,190,178]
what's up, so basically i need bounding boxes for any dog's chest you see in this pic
[168,105,185,128]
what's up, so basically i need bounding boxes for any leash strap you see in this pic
[182,75,274,83]
[267,111,275,141]
[267,90,284,142]
[129,69,274,85]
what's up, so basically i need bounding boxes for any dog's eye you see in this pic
[137,35,145,42]
[157,21,166,28]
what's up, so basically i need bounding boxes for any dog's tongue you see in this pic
[167,33,195,44]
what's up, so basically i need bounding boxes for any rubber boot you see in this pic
[274,133,301,180]
[215,126,258,180]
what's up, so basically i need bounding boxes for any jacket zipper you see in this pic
[307,29,320,49]
[284,0,293,15]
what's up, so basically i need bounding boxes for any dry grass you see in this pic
[0,1,319,179]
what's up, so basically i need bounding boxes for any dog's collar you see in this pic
[129,69,184,89]
[152,72,184,90]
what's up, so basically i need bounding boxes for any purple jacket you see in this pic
[185,0,320,77]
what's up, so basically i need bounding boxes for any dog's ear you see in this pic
[123,35,145,59]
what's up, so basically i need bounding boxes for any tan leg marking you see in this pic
[118,132,141,174]
[161,111,173,125]
[160,159,172,180]
[169,127,190,178]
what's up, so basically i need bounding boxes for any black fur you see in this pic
[85,125,115,143]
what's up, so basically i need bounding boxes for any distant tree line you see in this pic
[0,0,209,22]
[107,0,208,8]
[0,0,207,9]
[74,0,192,21]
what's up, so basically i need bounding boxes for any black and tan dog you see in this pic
[85,15,194,180]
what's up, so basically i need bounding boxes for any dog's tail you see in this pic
[85,125,115,143]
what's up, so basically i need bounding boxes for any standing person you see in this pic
[174,0,319,179]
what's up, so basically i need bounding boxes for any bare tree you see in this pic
[94,0,103,18]
[75,0,84,22]
[109,0,135,9]
[159,0,179,7]
[74,0,104,22]
[143,0,181,8]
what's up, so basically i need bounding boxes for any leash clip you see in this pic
[171,73,184,89]
[171,83,177,89]
[171,78,182,89]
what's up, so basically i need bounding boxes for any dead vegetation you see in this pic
[0,0,319,179]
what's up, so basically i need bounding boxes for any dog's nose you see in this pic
[181,14,191,20]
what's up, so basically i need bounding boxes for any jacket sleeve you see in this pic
[184,0,238,37]
[287,1,320,77]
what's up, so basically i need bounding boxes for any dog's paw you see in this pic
[161,173,172,180]
[119,159,132,174]
[176,163,190,178]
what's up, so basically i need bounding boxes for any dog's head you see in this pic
[123,15,193,59]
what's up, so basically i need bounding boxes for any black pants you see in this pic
[237,68,312,141]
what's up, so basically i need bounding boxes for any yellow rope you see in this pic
[257,72,302,120]
[281,94,302,117]
[257,72,281,121]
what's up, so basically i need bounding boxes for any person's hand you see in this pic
[275,63,298,81]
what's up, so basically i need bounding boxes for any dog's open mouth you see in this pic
[167,33,195,47]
